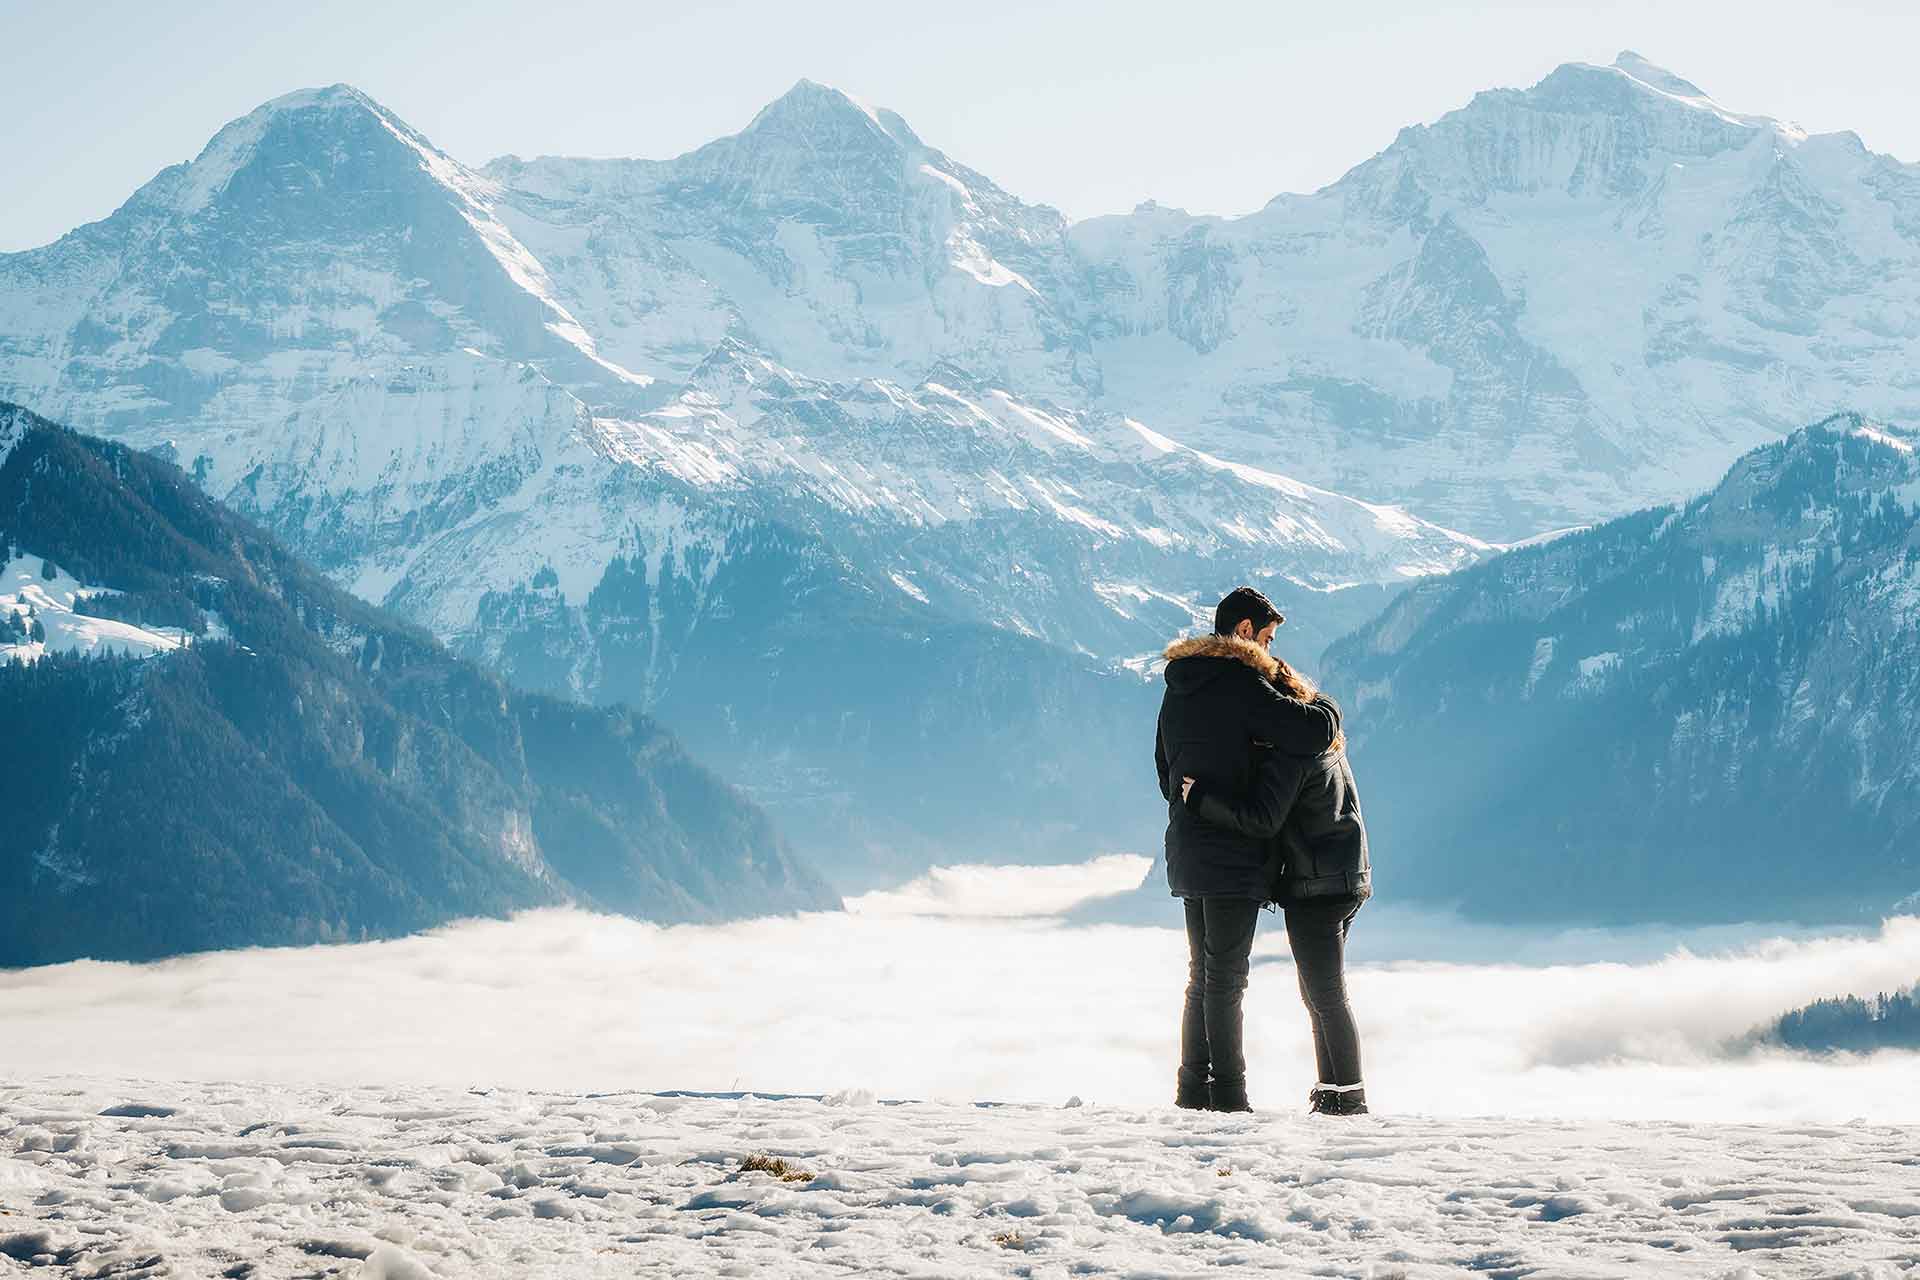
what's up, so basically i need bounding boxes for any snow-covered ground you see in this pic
[4,860,1919,1275]
[0,553,198,664]
[5,1077,1919,1278]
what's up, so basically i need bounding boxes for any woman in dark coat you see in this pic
[1155,589,1339,1114]
[1180,652,1372,1116]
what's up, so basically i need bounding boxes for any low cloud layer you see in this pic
[846,854,1151,918]
[5,862,1917,1124]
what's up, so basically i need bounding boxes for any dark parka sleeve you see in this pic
[1244,684,1340,756]
[1154,722,1171,802]
[1184,752,1312,838]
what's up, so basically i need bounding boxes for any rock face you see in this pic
[3,53,1916,874]
[0,403,837,966]
[1323,414,1920,924]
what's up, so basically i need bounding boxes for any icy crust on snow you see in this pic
[0,554,198,664]
[4,1078,1919,1279]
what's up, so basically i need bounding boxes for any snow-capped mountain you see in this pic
[1068,52,1920,536]
[479,54,1920,538]
[0,75,1479,665]
[5,54,1917,873]
[0,85,655,429]
[486,79,1092,400]
[0,403,836,965]
[1323,413,1920,923]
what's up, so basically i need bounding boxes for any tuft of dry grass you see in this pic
[1217,1166,1233,1177]
[990,1229,1026,1249]
[739,1153,813,1183]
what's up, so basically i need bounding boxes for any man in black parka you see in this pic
[1154,586,1338,1112]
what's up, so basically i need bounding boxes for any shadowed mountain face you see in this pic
[3,54,1917,876]
[0,403,837,967]
[1323,414,1920,925]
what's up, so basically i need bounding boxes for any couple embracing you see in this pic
[1153,586,1371,1116]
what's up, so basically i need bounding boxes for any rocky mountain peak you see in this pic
[1347,49,1792,213]
[739,78,923,153]
[667,78,946,207]
[143,81,474,221]
[1525,50,1790,139]
[1609,50,1711,100]
[684,337,798,397]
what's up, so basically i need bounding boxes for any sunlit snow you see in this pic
[0,554,197,663]
[5,1077,1918,1277]
[5,859,1920,1274]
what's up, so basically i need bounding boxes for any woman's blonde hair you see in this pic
[1271,655,1345,755]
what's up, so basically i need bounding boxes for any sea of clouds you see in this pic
[4,856,1916,1124]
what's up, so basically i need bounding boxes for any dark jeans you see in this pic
[1284,897,1364,1087]
[1180,896,1262,1091]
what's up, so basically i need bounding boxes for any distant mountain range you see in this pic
[2,52,1918,878]
[1324,414,1920,924]
[0,403,835,966]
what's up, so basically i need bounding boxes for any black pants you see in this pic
[1284,896,1364,1087]
[1179,896,1262,1090]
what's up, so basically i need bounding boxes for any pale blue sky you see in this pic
[4,0,1917,251]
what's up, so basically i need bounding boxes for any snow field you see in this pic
[5,862,1919,1274]
[0,554,197,664]
[3,1077,1917,1278]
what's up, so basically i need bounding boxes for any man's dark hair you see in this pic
[1213,586,1284,637]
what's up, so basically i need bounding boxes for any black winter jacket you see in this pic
[1185,719,1371,905]
[1154,634,1339,899]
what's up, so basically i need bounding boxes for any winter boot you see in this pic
[1175,1068,1211,1110]
[1209,1078,1252,1113]
[1308,1084,1368,1116]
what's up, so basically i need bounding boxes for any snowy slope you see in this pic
[480,53,1920,540]
[0,553,200,663]
[567,341,1490,659]
[7,869,1920,1274]
[1069,52,1920,537]
[485,79,1088,398]
[1322,413,1920,922]
[0,80,1489,674]
[4,1076,1918,1278]
[0,408,837,964]
[0,85,649,432]
[6,54,1919,869]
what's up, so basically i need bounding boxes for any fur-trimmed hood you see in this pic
[1162,633,1279,684]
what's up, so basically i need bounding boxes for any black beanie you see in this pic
[1213,586,1284,636]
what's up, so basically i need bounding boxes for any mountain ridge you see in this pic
[1322,409,1920,923]
[0,401,838,966]
[7,56,1920,874]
